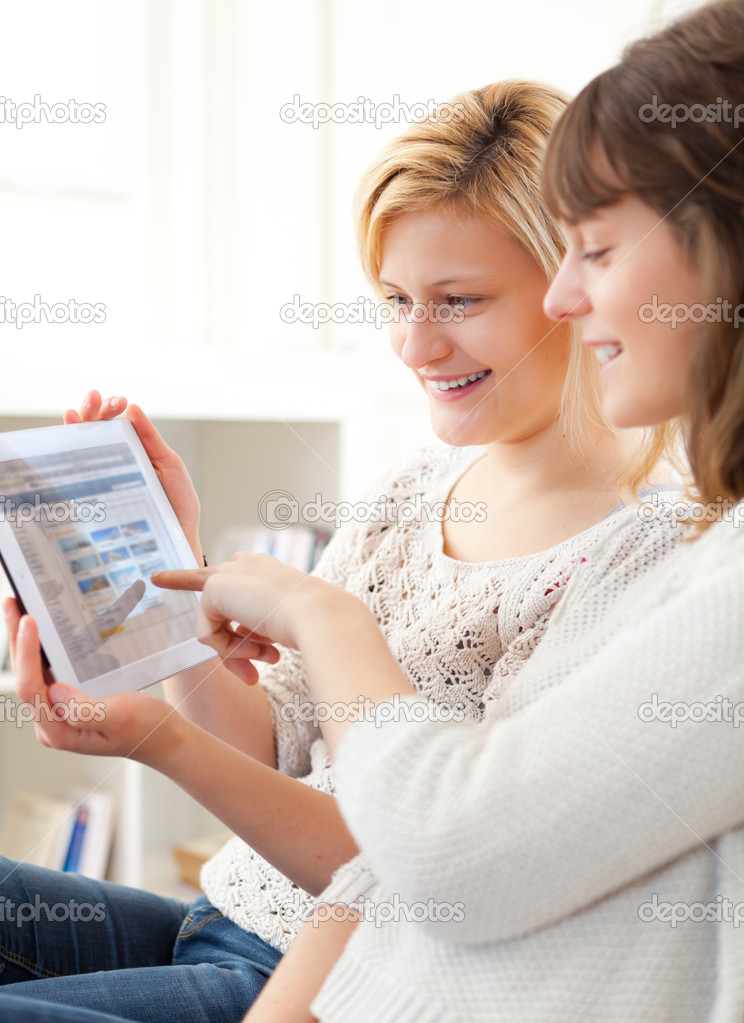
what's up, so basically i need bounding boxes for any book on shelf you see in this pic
[0,789,114,878]
[213,525,332,573]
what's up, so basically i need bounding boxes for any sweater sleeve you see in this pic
[330,521,744,945]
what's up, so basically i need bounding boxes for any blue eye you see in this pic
[581,249,609,263]
[448,296,477,308]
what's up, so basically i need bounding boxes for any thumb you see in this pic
[48,682,79,705]
[47,683,102,727]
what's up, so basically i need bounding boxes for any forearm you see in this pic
[244,911,359,1023]
[148,716,359,895]
[162,659,277,767]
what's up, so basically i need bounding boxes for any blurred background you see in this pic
[0,0,708,895]
[0,0,704,471]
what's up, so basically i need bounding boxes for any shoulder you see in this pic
[564,494,691,600]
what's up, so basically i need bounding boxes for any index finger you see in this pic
[151,567,213,591]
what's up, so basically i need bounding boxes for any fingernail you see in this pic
[17,616,29,636]
[48,683,72,705]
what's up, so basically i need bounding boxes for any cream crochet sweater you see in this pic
[311,504,744,1022]
[200,444,684,954]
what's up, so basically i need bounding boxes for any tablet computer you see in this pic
[0,419,215,696]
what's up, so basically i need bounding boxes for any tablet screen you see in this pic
[0,419,215,695]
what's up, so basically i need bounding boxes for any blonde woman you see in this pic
[1,81,679,1023]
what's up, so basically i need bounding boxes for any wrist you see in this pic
[291,582,370,649]
[136,705,193,772]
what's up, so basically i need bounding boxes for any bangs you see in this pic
[542,72,631,224]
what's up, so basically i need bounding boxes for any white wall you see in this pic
[0,0,707,476]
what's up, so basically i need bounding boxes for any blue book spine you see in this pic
[63,808,89,873]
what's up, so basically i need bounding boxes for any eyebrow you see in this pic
[379,274,495,289]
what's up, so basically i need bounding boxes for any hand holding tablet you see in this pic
[0,418,216,696]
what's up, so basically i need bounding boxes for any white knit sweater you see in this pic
[200,443,684,954]
[311,504,744,1022]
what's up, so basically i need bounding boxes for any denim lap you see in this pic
[0,858,282,1023]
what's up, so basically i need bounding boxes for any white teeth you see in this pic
[595,344,623,365]
[429,370,488,391]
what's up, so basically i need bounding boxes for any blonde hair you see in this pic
[355,80,670,494]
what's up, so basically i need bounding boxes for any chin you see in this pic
[602,394,677,430]
[430,418,481,448]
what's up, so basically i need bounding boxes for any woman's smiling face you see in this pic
[543,194,703,429]
[379,207,571,448]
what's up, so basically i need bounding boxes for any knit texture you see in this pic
[312,507,744,1022]
[200,443,684,954]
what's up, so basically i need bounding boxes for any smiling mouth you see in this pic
[426,369,491,392]
[593,343,623,367]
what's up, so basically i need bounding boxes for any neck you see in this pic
[478,416,630,504]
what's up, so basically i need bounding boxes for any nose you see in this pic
[396,309,453,370]
[543,257,592,322]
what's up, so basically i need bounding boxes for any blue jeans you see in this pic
[0,857,282,1022]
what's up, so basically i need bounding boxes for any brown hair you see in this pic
[543,0,744,527]
[355,80,664,491]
